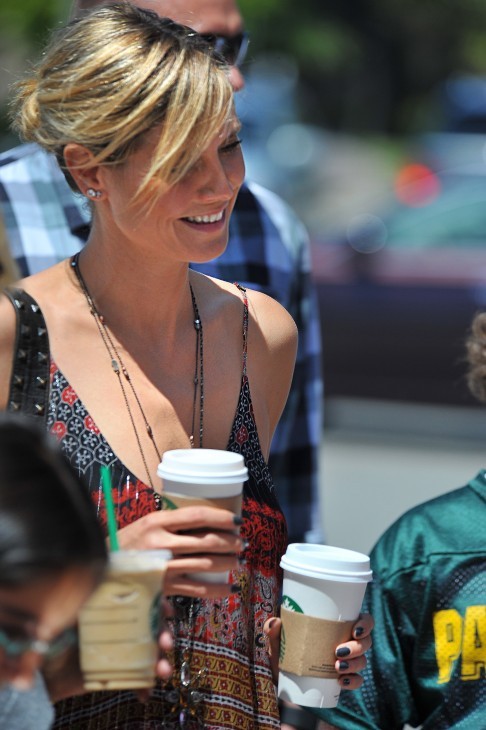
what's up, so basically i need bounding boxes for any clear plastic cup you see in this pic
[78,549,171,690]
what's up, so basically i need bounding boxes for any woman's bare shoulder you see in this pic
[244,287,298,352]
[195,273,298,344]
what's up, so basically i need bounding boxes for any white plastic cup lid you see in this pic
[157,448,248,485]
[280,543,372,583]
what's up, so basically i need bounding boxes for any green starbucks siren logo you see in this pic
[161,495,178,510]
[281,595,304,613]
[280,595,304,662]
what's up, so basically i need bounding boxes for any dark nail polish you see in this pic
[242,540,250,551]
[336,646,351,658]
[339,660,349,671]
[230,583,242,593]
[238,555,247,565]
[233,515,243,526]
[354,626,364,638]
[342,677,351,686]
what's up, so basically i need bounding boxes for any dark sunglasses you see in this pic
[201,31,250,68]
[0,625,77,660]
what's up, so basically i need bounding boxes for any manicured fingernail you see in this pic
[230,584,242,593]
[342,677,351,686]
[233,515,243,526]
[242,540,250,551]
[339,660,349,671]
[238,555,247,565]
[336,646,351,658]
[354,626,364,638]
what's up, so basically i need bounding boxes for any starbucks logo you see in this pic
[161,495,178,510]
[280,595,303,662]
[281,595,304,613]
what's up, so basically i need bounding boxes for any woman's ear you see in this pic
[63,143,104,199]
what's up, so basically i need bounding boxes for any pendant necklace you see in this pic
[70,253,204,497]
[71,254,207,727]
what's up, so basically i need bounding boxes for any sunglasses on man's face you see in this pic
[201,31,250,68]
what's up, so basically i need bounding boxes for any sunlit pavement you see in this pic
[319,397,486,554]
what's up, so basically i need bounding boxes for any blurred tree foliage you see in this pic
[240,0,486,133]
[1,0,486,147]
[1,0,68,43]
[0,0,70,147]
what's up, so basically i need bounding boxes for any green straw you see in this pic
[101,465,119,551]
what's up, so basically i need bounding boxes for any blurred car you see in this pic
[312,159,486,407]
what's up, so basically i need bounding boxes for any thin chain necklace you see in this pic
[70,253,204,494]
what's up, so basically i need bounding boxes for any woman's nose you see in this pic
[198,158,235,199]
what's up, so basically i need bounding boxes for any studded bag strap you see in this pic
[4,288,50,425]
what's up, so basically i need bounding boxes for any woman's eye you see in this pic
[221,138,242,154]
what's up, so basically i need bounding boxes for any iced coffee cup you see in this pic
[78,549,171,691]
[278,543,372,708]
[156,448,248,583]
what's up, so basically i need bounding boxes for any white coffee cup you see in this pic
[278,543,373,708]
[156,448,248,583]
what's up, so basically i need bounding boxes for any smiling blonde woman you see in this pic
[0,5,370,728]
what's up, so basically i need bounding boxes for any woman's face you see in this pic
[0,568,96,689]
[98,116,245,264]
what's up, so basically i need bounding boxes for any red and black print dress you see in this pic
[5,285,287,730]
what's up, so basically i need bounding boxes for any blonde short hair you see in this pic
[11,2,233,199]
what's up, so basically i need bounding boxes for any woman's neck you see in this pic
[74,239,194,350]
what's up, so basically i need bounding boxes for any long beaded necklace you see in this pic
[70,252,204,495]
[71,254,208,727]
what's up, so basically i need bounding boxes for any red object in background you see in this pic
[394,163,441,207]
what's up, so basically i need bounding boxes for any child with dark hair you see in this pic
[0,413,108,729]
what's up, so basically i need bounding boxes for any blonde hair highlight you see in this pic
[11,2,233,200]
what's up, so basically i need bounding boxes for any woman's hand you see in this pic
[156,597,174,681]
[116,505,244,599]
[332,613,373,690]
[263,612,374,688]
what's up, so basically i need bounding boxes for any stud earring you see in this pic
[86,188,102,199]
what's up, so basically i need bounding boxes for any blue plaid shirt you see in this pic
[0,143,324,542]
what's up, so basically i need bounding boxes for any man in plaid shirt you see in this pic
[0,0,324,546]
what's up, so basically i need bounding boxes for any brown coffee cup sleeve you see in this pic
[279,606,355,678]
[161,491,242,514]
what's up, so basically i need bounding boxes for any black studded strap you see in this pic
[4,288,50,425]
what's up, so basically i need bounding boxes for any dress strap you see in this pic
[3,288,50,425]
[234,283,248,376]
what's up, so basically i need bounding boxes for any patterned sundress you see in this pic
[36,285,287,729]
